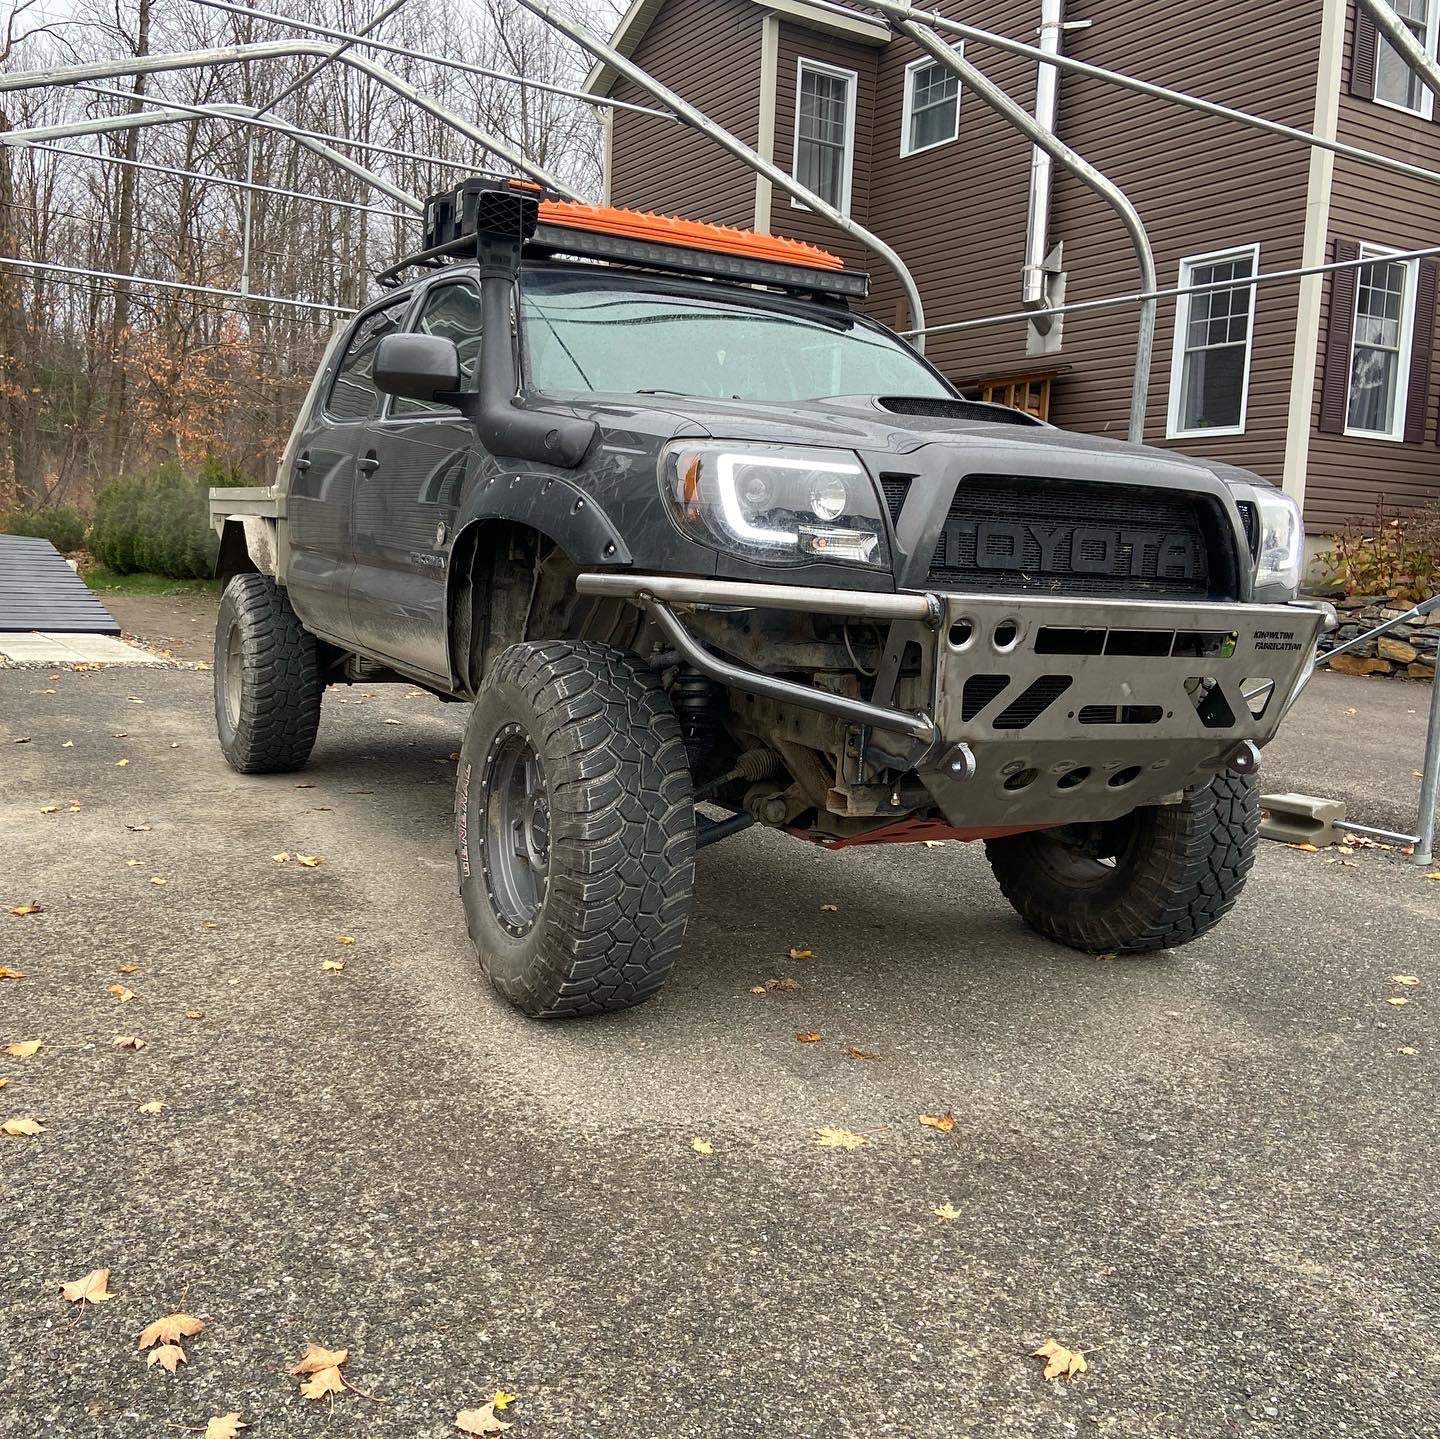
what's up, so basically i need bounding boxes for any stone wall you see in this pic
[1311,596,1440,679]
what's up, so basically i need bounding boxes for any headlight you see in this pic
[660,443,887,567]
[1253,488,1303,597]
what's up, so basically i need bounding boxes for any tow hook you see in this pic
[1226,740,1262,776]
[942,742,977,781]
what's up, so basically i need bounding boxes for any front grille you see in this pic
[928,476,1219,599]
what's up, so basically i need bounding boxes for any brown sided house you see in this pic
[586,0,1440,547]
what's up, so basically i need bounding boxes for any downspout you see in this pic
[1022,0,1062,337]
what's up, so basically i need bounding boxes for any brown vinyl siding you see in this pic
[605,0,764,229]
[1305,2,1440,530]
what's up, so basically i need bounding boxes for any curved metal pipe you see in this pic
[514,0,928,351]
[898,20,1156,443]
[0,38,580,198]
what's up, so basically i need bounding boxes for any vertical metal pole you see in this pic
[239,128,255,295]
[1412,667,1440,865]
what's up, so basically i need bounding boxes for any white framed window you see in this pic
[1166,244,1259,439]
[900,51,961,156]
[1345,242,1420,441]
[1375,0,1439,117]
[791,58,857,214]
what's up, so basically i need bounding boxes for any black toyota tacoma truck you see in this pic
[210,178,1326,1018]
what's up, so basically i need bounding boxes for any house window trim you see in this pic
[1165,243,1261,441]
[790,56,858,215]
[1343,240,1420,443]
[1372,0,1440,119]
[899,50,962,157]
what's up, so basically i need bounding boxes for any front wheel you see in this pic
[456,641,695,1018]
[984,771,1259,954]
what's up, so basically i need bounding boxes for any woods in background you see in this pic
[0,0,618,510]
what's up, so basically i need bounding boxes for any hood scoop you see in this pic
[877,395,1044,427]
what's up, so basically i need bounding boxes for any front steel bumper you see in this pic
[575,574,1326,827]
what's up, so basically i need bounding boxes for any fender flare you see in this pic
[452,473,631,566]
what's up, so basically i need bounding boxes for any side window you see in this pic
[392,281,484,418]
[901,53,961,156]
[792,59,856,214]
[1374,0,1438,117]
[1166,245,1259,438]
[326,301,407,422]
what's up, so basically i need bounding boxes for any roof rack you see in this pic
[374,176,869,300]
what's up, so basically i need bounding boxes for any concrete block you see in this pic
[1259,792,1347,848]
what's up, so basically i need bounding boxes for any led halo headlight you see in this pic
[660,442,888,567]
[1252,487,1304,598]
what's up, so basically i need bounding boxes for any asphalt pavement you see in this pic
[1,660,1437,1438]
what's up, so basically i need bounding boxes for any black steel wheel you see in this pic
[456,641,695,1018]
[984,771,1259,953]
[214,573,322,774]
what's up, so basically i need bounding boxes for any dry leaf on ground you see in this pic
[39,805,59,814]
[9,902,43,917]
[137,1100,165,1114]
[296,854,322,867]
[322,959,346,972]
[0,967,25,980]
[795,1030,823,1043]
[919,1111,956,1132]
[185,1010,205,1020]
[1398,1046,1419,1055]
[1032,1338,1088,1380]
[820,903,838,912]
[787,947,814,960]
[4,1040,42,1058]
[815,1125,866,1150]
[108,984,135,1003]
[492,1391,517,1411]
[765,977,800,992]
[691,1137,713,1154]
[845,1046,880,1061]
[147,1344,186,1373]
[299,1366,345,1401]
[1393,975,1421,985]
[112,1036,146,1050]
[116,963,141,975]
[138,1314,205,1348]
[1388,997,1411,1006]
[272,852,291,864]
[115,758,128,767]
[931,1203,962,1222]
[0,1078,8,1088]
[148,877,167,886]
[61,1268,112,1304]
[2,1117,43,1136]
[456,1404,512,1435]
[203,1416,247,1439]
[336,935,355,945]
[290,1343,349,1375]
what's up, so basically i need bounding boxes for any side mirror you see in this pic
[374,333,461,404]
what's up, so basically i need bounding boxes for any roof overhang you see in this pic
[583,0,891,97]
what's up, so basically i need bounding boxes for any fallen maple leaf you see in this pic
[691,1137,713,1154]
[1398,1046,1419,1055]
[492,1391,518,1412]
[749,985,766,994]
[2,1116,43,1136]
[61,1268,112,1304]
[931,1203,962,1222]
[456,1404,512,1435]
[290,1343,349,1375]
[4,1040,42,1058]
[815,1125,866,1150]
[1393,975,1421,985]
[112,1036,146,1050]
[795,1030,823,1043]
[108,984,135,1003]
[336,935,355,945]
[147,1344,186,1373]
[185,1009,205,1020]
[788,947,814,960]
[1426,871,1440,881]
[299,1366,345,1401]
[322,959,346,972]
[1388,997,1411,1006]
[1032,1338,1088,1380]
[203,1415,247,1439]
[9,902,42,917]
[0,967,25,980]
[845,1045,880,1061]
[115,758,128,767]
[765,977,801,992]
[137,1100,165,1114]
[296,854,322,868]
[148,877,167,886]
[0,1078,8,1088]
[272,852,290,864]
[820,903,838,912]
[138,1314,205,1349]
[1287,842,1319,852]
[116,963,141,975]
[919,1111,956,1133]
[39,805,59,814]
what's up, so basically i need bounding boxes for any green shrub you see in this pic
[1316,501,1440,606]
[91,461,218,580]
[0,504,88,554]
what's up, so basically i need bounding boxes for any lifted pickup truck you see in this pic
[211,178,1326,1018]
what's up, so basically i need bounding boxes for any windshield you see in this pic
[519,271,951,403]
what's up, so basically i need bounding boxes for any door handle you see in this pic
[293,453,311,472]
[358,452,380,474]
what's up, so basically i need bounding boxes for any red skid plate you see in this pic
[787,816,1055,849]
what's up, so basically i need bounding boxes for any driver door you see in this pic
[347,278,484,680]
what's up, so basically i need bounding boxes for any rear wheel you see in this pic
[456,641,694,1018]
[984,771,1258,953]
[214,574,322,774]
